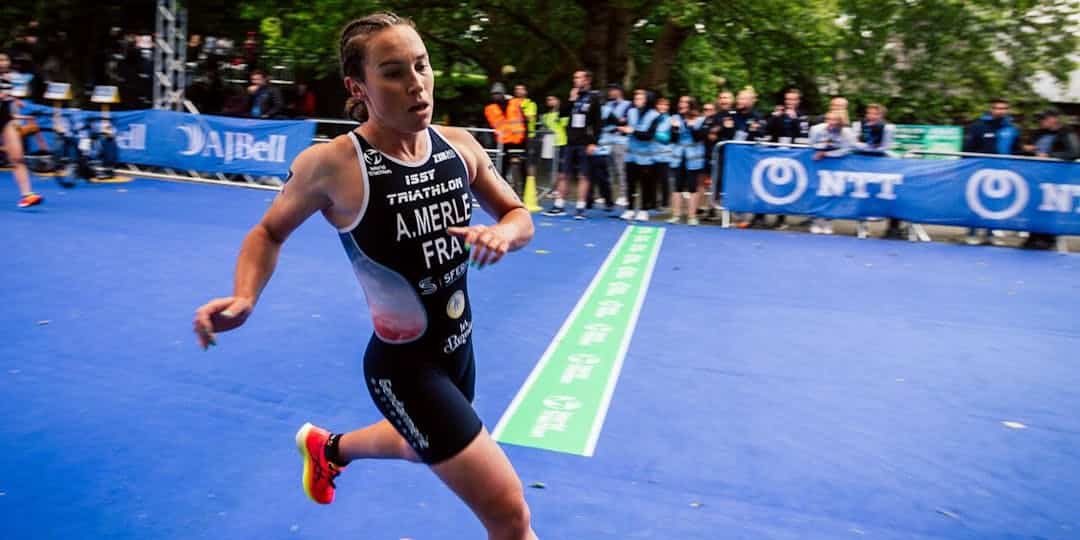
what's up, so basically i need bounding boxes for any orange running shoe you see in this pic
[295,422,345,504]
[17,192,43,208]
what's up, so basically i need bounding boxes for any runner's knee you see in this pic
[484,489,531,540]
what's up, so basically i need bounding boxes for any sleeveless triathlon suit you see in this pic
[338,127,481,464]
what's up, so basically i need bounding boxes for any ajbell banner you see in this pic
[723,144,1080,235]
[111,110,314,176]
[19,104,315,177]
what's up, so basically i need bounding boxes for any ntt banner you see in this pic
[723,144,1080,235]
[108,110,314,176]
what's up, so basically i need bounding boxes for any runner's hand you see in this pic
[448,225,512,269]
[193,296,254,350]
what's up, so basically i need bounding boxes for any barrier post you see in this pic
[710,142,732,228]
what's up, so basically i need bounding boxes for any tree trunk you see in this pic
[579,2,611,86]
[577,1,636,90]
[638,18,692,94]
[605,7,634,89]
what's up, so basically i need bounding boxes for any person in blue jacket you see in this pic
[963,98,1022,245]
[964,98,1022,155]
[619,89,661,221]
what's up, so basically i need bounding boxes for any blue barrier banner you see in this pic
[111,110,313,176]
[723,144,1080,234]
[17,103,314,177]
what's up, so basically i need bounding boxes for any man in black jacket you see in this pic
[545,69,603,219]
[765,88,810,144]
[743,88,806,229]
[1024,108,1079,160]
[1021,109,1080,250]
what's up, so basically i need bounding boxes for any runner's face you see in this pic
[356,25,434,133]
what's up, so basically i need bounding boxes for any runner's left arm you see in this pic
[440,127,534,267]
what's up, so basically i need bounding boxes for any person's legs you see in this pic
[569,149,590,215]
[589,155,612,208]
[622,162,640,219]
[658,162,670,210]
[4,123,33,196]
[546,146,582,215]
[432,429,538,540]
[338,419,421,462]
[635,163,657,220]
[687,171,703,225]
[370,340,535,540]
[575,173,590,213]
[667,191,683,222]
[639,162,656,208]
[611,143,627,205]
[667,164,687,222]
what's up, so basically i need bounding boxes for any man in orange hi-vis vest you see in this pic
[484,82,527,193]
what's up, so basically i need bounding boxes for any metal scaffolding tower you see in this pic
[153,0,188,111]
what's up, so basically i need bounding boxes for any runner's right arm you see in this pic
[193,144,334,348]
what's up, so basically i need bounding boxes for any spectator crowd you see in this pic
[481,70,1079,249]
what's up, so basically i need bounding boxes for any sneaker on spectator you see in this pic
[542,206,566,217]
[635,210,649,222]
[989,229,1012,246]
[665,216,681,224]
[809,220,823,234]
[620,209,635,221]
[883,223,904,240]
[615,196,628,207]
[965,234,985,246]
[1021,233,1055,250]
[687,217,700,226]
[574,208,587,220]
[822,220,834,235]
[739,215,765,229]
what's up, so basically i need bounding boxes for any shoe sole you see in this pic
[295,422,328,505]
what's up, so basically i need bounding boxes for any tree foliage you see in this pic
[235,0,1076,123]
[0,0,1072,124]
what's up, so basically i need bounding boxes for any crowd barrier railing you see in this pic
[8,100,563,198]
